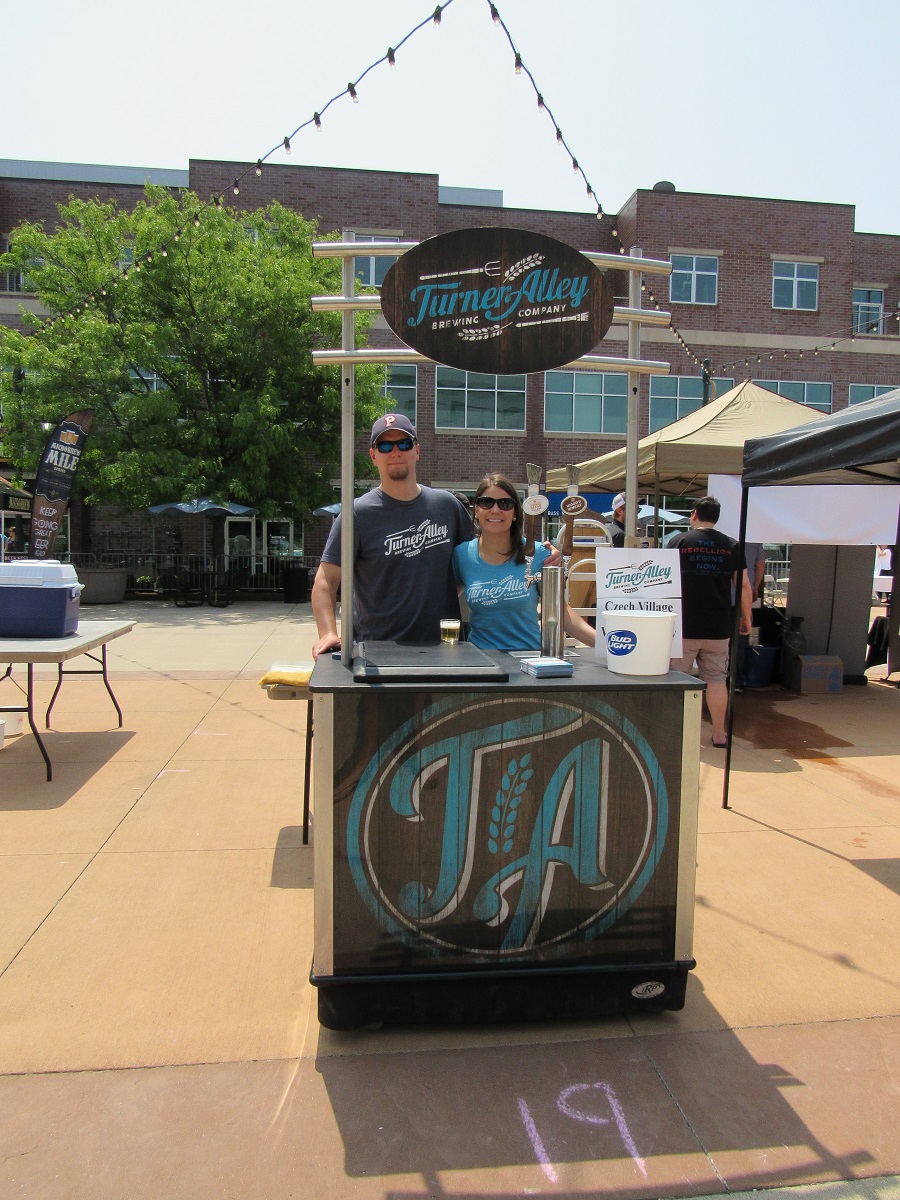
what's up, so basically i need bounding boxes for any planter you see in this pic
[76,567,130,604]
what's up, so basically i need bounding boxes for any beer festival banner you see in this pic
[29,409,94,560]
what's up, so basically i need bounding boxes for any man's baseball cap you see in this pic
[370,413,417,445]
[612,492,626,512]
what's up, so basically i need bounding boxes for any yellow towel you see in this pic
[258,662,314,688]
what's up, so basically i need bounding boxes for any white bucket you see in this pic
[3,712,24,736]
[600,610,676,676]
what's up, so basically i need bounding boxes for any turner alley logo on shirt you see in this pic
[467,573,529,606]
[345,695,670,959]
[383,519,450,558]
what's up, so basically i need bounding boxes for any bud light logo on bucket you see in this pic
[607,629,638,656]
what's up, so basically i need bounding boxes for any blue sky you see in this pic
[8,0,899,233]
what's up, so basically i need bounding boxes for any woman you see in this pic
[452,473,596,652]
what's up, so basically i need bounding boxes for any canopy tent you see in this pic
[721,387,900,807]
[545,380,822,497]
[742,386,900,487]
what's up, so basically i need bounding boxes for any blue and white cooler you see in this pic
[0,560,83,638]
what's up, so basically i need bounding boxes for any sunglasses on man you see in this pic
[373,437,416,454]
[474,496,516,511]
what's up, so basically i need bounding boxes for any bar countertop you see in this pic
[309,649,701,693]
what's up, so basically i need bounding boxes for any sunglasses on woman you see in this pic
[474,496,516,511]
[373,437,416,454]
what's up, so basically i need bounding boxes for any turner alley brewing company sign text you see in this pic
[380,227,614,375]
[343,693,672,962]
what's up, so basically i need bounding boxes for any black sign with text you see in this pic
[380,227,614,375]
[30,409,93,559]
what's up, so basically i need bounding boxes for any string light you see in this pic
[313,111,322,131]
[490,3,500,22]
[348,82,359,102]
[387,47,396,68]
[255,160,263,176]
[514,51,522,74]
[283,136,291,154]
[433,5,442,25]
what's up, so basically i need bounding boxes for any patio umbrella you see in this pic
[313,502,341,519]
[147,498,257,571]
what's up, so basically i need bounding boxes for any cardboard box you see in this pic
[787,654,843,694]
[0,560,83,638]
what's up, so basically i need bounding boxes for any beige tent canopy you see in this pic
[545,380,822,497]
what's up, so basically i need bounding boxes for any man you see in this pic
[668,496,752,748]
[311,414,473,658]
[608,492,626,548]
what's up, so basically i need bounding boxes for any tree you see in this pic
[0,187,383,518]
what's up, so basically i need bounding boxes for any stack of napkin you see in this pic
[519,656,574,678]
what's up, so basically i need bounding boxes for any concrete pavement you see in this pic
[1,598,898,1199]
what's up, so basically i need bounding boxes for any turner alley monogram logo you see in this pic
[346,695,669,958]
[603,560,674,594]
[383,519,450,557]
[380,227,613,376]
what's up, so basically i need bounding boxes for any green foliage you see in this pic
[0,188,383,517]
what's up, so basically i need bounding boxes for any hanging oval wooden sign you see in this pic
[380,227,614,375]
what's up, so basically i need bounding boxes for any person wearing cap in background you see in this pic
[311,413,473,658]
[608,493,626,547]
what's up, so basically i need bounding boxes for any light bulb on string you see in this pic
[233,185,240,195]
[490,3,500,22]
[313,112,322,131]
[555,127,563,144]
[514,52,522,74]
[283,136,291,154]
[536,93,544,109]
[255,160,262,177]
[387,47,396,68]
[348,82,358,102]
[433,5,441,25]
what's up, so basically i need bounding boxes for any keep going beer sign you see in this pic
[380,227,614,374]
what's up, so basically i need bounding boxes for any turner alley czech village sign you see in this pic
[380,227,614,375]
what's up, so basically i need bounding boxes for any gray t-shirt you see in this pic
[321,486,473,643]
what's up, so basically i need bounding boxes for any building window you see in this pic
[381,364,417,423]
[435,368,527,430]
[648,375,734,433]
[354,235,399,289]
[1,239,25,293]
[755,379,832,413]
[849,383,896,405]
[772,261,818,310]
[544,370,627,433]
[669,255,718,305]
[852,288,885,335]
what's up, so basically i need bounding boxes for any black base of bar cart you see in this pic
[309,649,702,1031]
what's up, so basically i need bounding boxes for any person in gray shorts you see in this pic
[311,413,473,657]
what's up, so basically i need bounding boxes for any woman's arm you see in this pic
[563,603,596,648]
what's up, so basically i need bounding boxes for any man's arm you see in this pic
[737,568,753,635]
[311,561,342,659]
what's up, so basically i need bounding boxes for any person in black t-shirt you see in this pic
[669,496,752,748]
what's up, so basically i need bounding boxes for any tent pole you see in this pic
[340,237,356,670]
[887,505,900,681]
[624,246,642,543]
[722,484,750,808]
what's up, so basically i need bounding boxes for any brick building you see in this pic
[3,157,899,558]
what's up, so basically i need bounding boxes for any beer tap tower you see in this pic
[522,462,549,588]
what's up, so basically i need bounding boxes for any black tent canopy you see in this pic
[722,388,900,807]
[742,387,900,487]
